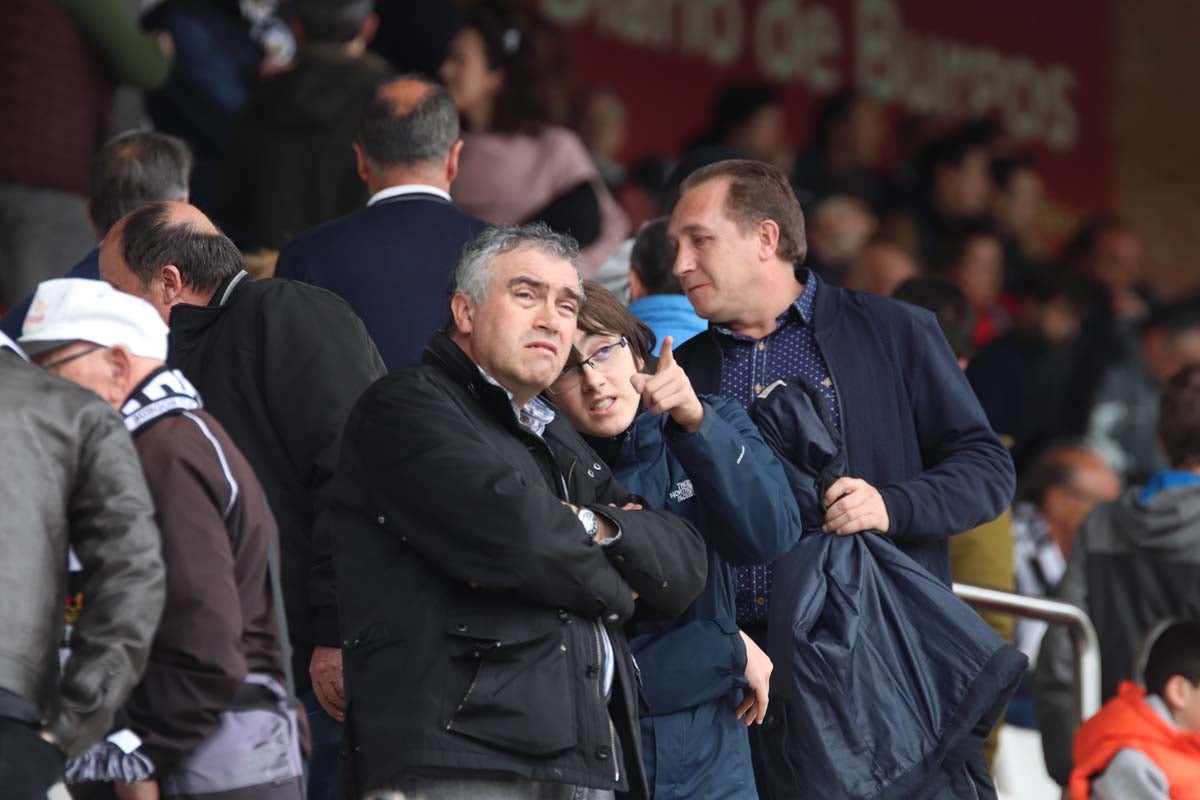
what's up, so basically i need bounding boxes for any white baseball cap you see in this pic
[18,278,169,361]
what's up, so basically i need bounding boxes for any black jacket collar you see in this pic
[421,332,537,437]
[168,271,252,358]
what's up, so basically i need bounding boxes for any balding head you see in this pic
[354,75,462,194]
[100,201,244,324]
[1022,443,1122,555]
[89,130,192,236]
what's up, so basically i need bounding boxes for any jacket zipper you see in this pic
[591,620,619,782]
[964,762,979,800]
[446,669,482,731]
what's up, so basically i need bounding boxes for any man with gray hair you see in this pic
[1,129,192,339]
[327,223,707,799]
[276,74,488,370]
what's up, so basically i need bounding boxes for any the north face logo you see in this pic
[669,480,695,503]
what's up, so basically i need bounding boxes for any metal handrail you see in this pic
[953,582,1101,723]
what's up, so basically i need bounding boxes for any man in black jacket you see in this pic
[275,75,488,370]
[327,223,707,799]
[98,200,386,800]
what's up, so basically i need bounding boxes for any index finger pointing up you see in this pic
[657,336,675,374]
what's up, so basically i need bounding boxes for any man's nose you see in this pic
[672,246,692,278]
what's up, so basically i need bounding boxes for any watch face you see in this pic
[578,508,597,536]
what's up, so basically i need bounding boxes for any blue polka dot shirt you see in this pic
[715,277,842,627]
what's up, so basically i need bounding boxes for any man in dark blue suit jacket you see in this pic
[275,76,487,371]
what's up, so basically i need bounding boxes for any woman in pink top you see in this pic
[440,4,628,275]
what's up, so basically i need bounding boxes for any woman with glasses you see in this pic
[546,282,802,799]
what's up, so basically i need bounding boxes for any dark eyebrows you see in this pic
[508,275,583,306]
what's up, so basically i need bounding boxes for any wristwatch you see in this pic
[577,508,600,539]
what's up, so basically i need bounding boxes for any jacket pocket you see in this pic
[442,596,577,756]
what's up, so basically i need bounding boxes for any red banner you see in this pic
[543,0,1111,213]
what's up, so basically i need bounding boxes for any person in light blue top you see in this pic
[627,217,707,355]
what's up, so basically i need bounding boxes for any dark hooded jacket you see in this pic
[220,47,392,250]
[748,377,1027,800]
[1035,480,1200,785]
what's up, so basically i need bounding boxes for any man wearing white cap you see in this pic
[20,278,304,800]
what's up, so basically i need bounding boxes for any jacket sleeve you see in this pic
[61,0,171,89]
[349,376,639,621]
[119,425,249,777]
[1035,518,1092,787]
[1090,749,1171,800]
[663,396,803,566]
[48,403,166,757]
[630,617,748,716]
[261,286,386,650]
[577,451,708,619]
[881,309,1016,543]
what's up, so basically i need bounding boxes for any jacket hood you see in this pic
[248,51,390,130]
[1106,484,1200,555]
[628,295,704,327]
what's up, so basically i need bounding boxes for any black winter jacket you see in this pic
[168,271,386,689]
[329,333,707,797]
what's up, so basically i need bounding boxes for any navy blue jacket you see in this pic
[274,191,488,370]
[1,247,99,339]
[674,272,1015,585]
[589,395,802,800]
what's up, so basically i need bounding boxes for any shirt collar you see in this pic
[0,330,28,361]
[476,366,557,437]
[367,184,453,206]
[713,276,817,341]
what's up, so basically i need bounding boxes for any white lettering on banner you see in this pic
[855,0,1079,150]
[541,0,1081,152]
[755,0,842,91]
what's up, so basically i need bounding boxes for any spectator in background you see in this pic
[792,87,892,213]
[1012,444,1122,660]
[142,0,294,214]
[442,3,628,275]
[1070,620,1200,799]
[0,331,164,799]
[907,123,994,266]
[573,87,630,191]
[615,155,674,233]
[1087,298,1200,483]
[805,193,878,286]
[694,83,790,172]
[98,201,386,800]
[893,276,1015,770]
[968,270,1091,468]
[843,235,919,297]
[627,218,706,354]
[1,130,193,340]
[1037,365,1200,785]
[0,0,172,309]
[221,0,391,251]
[930,221,1007,349]
[276,76,487,370]
[20,279,302,799]
[990,156,1047,293]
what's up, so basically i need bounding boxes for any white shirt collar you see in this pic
[367,184,452,206]
[0,330,28,361]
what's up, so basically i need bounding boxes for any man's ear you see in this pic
[757,219,782,263]
[159,264,185,307]
[1162,674,1190,712]
[450,292,475,336]
[628,269,645,302]
[446,139,464,185]
[353,142,371,184]
[104,345,135,404]
[359,12,380,46]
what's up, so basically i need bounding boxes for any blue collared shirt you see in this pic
[715,277,841,626]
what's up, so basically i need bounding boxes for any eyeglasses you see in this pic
[546,337,629,395]
[40,344,105,371]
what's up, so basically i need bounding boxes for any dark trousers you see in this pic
[0,716,66,799]
[300,687,343,800]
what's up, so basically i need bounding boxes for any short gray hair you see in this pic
[356,76,460,168]
[451,223,583,306]
[90,131,193,236]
